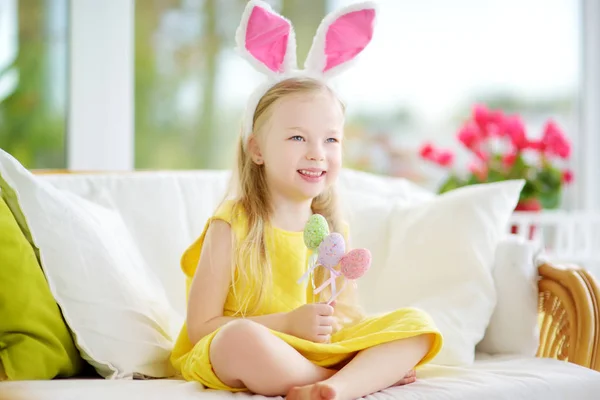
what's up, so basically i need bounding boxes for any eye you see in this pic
[290,135,305,142]
[326,137,339,143]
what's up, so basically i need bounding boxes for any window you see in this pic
[133,0,580,188]
[134,0,328,170]
[3,0,592,209]
[0,0,69,169]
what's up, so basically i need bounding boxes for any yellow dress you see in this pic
[170,200,443,391]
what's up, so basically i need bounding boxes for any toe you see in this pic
[286,387,300,400]
[318,384,337,400]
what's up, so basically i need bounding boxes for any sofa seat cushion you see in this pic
[3,355,600,400]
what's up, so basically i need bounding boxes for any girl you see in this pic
[170,2,443,399]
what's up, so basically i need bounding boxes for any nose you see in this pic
[307,154,324,161]
[306,142,325,162]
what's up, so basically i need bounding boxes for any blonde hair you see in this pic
[223,77,364,324]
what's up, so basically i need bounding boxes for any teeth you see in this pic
[299,170,323,177]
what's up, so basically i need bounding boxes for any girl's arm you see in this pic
[186,220,290,344]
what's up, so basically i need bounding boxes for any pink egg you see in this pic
[340,248,371,280]
[317,233,346,269]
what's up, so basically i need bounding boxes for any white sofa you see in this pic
[1,163,600,400]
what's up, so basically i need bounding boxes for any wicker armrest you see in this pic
[537,263,600,371]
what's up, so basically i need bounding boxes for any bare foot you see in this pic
[286,370,416,400]
[286,382,338,400]
[392,369,417,386]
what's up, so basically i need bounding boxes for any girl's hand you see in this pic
[285,303,337,343]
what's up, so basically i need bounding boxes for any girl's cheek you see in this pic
[329,148,343,166]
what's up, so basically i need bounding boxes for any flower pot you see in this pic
[511,198,542,240]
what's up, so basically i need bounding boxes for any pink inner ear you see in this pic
[245,7,290,73]
[324,9,375,72]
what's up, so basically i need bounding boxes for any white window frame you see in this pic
[577,0,600,211]
[0,0,19,103]
[68,0,134,171]
[66,0,600,210]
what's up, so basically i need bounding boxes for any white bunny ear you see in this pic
[304,1,376,78]
[235,0,297,76]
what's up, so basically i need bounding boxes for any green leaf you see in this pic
[438,175,465,194]
[520,179,538,201]
[539,188,561,209]
[486,167,506,183]
[534,164,563,209]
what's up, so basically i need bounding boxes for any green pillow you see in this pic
[0,196,84,380]
[0,174,40,262]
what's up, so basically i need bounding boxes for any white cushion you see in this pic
[339,168,434,205]
[38,170,231,319]
[361,180,524,366]
[0,150,180,379]
[342,193,395,294]
[339,170,435,293]
[477,234,541,356]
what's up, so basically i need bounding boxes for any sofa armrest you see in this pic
[537,263,600,371]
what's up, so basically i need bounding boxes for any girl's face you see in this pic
[252,90,344,203]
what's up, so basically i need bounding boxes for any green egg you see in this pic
[304,214,330,249]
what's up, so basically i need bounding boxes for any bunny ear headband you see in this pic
[236,0,377,142]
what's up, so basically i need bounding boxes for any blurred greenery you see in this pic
[0,0,67,169]
[0,0,328,170]
[134,0,327,170]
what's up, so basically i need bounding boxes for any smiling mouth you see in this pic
[298,169,326,177]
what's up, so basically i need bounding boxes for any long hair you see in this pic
[224,77,364,323]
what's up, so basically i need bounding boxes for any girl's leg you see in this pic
[210,319,336,396]
[287,334,434,400]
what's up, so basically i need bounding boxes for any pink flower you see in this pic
[419,143,454,168]
[502,152,517,168]
[526,140,544,151]
[502,115,528,150]
[489,110,506,131]
[473,104,491,135]
[419,143,436,160]
[457,122,481,150]
[562,169,574,184]
[474,149,489,162]
[473,104,505,137]
[468,161,488,181]
[435,150,455,167]
[541,120,571,159]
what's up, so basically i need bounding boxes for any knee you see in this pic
[216,319,268,343]
[211,319,268,360]
[418,333,436,348]
[410,333,436,358]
